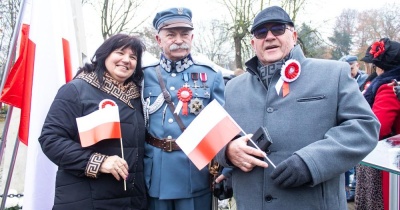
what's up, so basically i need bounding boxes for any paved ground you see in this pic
[220,199,355,209]
[348,201,355,210]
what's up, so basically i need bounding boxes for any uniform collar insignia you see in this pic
[160,54,194,73]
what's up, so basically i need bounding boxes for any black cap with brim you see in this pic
[250,6,294,33]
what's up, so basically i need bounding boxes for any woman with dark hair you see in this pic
[356,38,400,210]
[39,34,147,209]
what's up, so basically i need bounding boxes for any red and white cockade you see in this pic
[99,99,117,109]
[275,59,301,97]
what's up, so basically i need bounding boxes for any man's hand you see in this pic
[215,174,226,183]
[226,134,269,172]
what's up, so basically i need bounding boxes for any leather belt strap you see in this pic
[155,66,186,132]
[146,134,181,152]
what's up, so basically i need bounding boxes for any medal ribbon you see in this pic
[182,73,189,87]
[191,73,199,88]
[191,73,199,80]
[282,82,289,97]
[200,73,207,88]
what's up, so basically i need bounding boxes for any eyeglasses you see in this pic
[253,24,290,39]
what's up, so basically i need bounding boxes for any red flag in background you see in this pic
[0,0,81,209]
[0,5,74,146]
[0,23,34,145]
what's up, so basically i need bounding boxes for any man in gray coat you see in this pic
[216,6,380,210]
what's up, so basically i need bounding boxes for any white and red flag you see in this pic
[0,0,81,209]
[76,105,122,147]
[176,100,241,170]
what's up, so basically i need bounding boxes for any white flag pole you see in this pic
[246,132,276,168]
[120,137,126,191]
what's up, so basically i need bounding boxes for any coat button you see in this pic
[167,136,172,139]
[170,86,175,91]
[264,195,273,203]
[168,118,174,123]
[266,107,274,113]
[171,73,176,77]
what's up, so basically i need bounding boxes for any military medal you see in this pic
[191,72,200,89]
[200,73,208,89]
[189,98,204,115]
[182,73,190,87]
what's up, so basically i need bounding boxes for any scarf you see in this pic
[364,66,400,106]
[76,72,140,109]
[256,53,291,89]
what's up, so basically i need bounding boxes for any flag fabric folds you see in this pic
[0,20,34,146]
[176,100,241,170]
[0,0,81,209]
[77,106,122,147]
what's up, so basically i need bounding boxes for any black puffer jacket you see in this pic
[39,79,147,210]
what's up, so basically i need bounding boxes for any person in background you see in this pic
[356,38,400,210]
[38,34,147,209]
[234,68,245,76]
[223,68,245,84]
[223,74,234,84]
[141,7,225,210]
[338,55,370,202]
[360,46,378,93]
[339,55,369,90]
[215,6,380,209]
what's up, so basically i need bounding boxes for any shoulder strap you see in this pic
[155,66,186,132]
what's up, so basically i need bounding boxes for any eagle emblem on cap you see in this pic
[177,8,183,15]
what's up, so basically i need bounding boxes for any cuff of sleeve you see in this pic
[85,153,108,178]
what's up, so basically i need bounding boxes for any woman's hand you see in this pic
[99,155,129,181]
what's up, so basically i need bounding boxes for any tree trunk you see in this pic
[234,36,243,69]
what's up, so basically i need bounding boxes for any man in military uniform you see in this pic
[339,55,369,89]
[142,7,225,210]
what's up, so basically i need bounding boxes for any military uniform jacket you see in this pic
[216,45,380,210]
[142,54,225,199]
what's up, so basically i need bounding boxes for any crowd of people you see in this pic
[355,38,400,210]
[36,4,399,210]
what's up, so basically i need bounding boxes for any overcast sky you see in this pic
[82,0,399,57]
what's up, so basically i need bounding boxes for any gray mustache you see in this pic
[170,43,189,51]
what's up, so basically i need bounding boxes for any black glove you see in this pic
[270,154,312,188]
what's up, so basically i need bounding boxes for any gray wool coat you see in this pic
[216,45,380,210]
